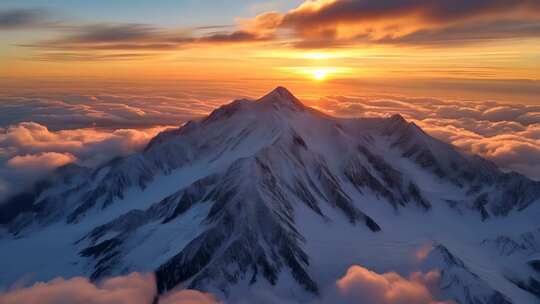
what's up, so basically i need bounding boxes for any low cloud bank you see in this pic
[0,266,453,304]
[0,122,168,201]
[325,265,453,304]
[0,273,220,304]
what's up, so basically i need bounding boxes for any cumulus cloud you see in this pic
[0,122,167,165]
[322,265,453,304]
[228,265,455,304]
[0,122,168,200]
[0,267,456,304]
[0,273,220,304]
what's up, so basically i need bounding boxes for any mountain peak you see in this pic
[388,114,409,125]
[257,86,304,109]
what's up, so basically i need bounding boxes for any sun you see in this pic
[281,66,351,81]
[310,69,329,81]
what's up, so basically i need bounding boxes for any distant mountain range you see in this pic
[1,87,539,303]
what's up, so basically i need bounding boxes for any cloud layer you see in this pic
[0,86,241,201]
[0,273,220,304]
[0,266,452,304]
[0,122,167,200]
[318,94,540,180]
[0,93,214,130]
[326,265,452,304]
[0,88,538,204]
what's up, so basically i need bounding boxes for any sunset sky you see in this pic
[1,0,540,197]
[1,0,539,102]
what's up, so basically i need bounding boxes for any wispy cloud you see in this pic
[0,8,50,30]
[16,21,271,59]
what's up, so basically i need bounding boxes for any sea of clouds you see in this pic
[1,90,538,202]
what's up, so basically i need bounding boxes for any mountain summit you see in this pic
[1,87,539,303]
[257,86,305,109]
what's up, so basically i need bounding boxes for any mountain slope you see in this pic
[1,87,539,303]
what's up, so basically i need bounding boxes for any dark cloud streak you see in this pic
[0,8,50,30]
[282,0,540,28]
[248,0,540,48]
[198,30,272,43]
[18,23,270,59]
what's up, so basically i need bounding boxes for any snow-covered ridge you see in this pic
[1,87,539,303]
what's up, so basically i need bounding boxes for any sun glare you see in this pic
[311,69,329,81]
[279,66,353,82]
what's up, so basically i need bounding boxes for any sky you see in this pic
[0,0,540,197]
[1,0,539,102]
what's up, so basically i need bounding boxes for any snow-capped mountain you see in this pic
[1,87,539,303]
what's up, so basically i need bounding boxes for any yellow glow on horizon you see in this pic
[302,52,339,60]
[310,69,329,81]
[279,66,353,81]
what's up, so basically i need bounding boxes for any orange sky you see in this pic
[1,0,539,103]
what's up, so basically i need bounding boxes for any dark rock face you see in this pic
[530,260,540,273]
[508,277,540,299]
[345,145,431,211]
[424,245,513,304]
[153,133,384,295]
[79,238,122,280]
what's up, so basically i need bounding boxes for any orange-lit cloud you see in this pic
[327,265,453,304]
[160,289,221,304]
[242,0,540,48]
[0,267,454,304]
[415,242,435,262]
[0,122,167,162]
[0,273,220,304]
[5,0,539,60]
[7,152,76,171]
